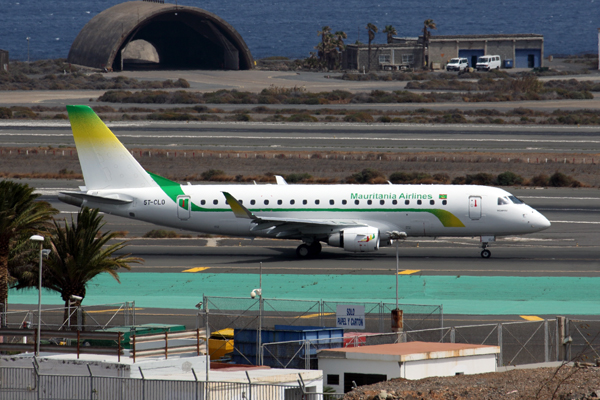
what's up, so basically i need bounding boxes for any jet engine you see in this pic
[328,227,380,253]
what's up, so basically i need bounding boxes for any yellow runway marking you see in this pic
[85,308,144,313]
[520,315,543,321]
[299,313,334,319]
[398,270,420,275]
[183,267,211,273]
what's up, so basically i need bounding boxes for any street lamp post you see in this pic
[388,231,406,333]
[26,37,30,66]
[251,262,263,365]
[30,235,44,356]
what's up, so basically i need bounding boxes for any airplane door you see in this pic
[469,196,481,220]
[177,195,191,220]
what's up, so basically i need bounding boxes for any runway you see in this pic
[2,121,600,153]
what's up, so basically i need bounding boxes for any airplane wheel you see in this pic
[296,244,310,258]
[309,242,322,256]
[481,249,491,259]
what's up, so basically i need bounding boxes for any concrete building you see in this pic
[341,42,423,71]
[428,34,544,69]
[318,341,500,393]
[68,0,253,71]
[342,33,543,71]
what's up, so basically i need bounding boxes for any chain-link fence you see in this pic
[1,302,136,331]
[197,296,442,367]
[198,296,442,334]
[261,320,561,369]
[567,319,600,363]
[0,366,342,400]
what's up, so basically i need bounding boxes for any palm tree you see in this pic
[334,30,348,68]
[383,25,397,44]
[0,180,57,325]
[13,207,141,328]
[422,19,437,69]
[366,23,378,71]
[317,26,332,65]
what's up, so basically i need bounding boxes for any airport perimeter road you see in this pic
[36,185,600,278]
[3,121,600,153]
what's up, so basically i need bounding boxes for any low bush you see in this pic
[496,171,524,186]
[201,169,226,181]
[347,168,385,184]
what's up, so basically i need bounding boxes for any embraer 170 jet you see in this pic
[59,106,551,258]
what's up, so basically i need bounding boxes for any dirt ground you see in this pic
[2,147,600,187]
[343,364,600,400]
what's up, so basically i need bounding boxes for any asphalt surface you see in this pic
[2,121,600,153]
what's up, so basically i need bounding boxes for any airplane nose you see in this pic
[534,211,551,230]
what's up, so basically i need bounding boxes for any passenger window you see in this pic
[213,199,218,205]
[303,199,307,205]
[355,200,360,205]
[367,200,372,205]
[405,200,410,205]
[239,200,243,205]
[315,199,320,205]
[392,199,397,205]
[430,200,435,205]
[277,200,282,205]
[342,200,347,205]
[380,200,385,205]
[264,199,269,205]
[329,199,334,205]
[417,200,422,205]
[442,200,447,205]
[250,200,256,205]
[290,199,295,205]
[201,200,206,205]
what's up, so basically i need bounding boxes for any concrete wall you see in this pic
[343,45,422,71]
[319,358,397,393]
[320,354,497,392]
[429,36,543,69]
[401,354,497,380]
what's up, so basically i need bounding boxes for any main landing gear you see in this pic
[296,241,322,258]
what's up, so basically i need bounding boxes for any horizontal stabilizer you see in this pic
[59,191,133,206]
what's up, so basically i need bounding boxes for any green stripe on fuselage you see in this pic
[148,173,465,228]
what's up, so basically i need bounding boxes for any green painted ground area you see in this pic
[8,273,599,315]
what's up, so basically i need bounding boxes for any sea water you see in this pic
[1,0,598,62]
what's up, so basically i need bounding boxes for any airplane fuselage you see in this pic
[72,183,550,241]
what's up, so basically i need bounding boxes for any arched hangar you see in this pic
[67,0,253,71]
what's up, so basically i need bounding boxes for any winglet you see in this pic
[222,192,256,219]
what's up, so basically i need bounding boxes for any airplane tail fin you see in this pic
[66,105,157,190]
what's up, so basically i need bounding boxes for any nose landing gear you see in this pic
[479,236,495,259]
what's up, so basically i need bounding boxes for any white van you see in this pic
[476,55,501,71]
[446,58,468,71]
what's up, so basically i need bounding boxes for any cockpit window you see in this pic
[508,195,524,204]
[498,197,510,205]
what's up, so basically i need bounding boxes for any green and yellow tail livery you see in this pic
[66,105,157,190]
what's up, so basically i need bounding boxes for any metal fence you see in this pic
[2,302,136,331]
[0,366,343,400]
[197,295,442,367]
[261,319,561,369]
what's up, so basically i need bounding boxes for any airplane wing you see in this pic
[222,192,367,238]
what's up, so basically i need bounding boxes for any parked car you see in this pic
[476,55,501,71]
[446,58,469,71]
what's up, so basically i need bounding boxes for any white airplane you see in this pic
[59,105,551,258]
